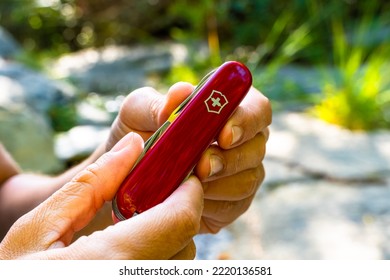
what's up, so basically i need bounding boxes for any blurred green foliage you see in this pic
[312,19,390,130]
[49,102,78,132]
[1,0,390,130]
[2,0,389,62]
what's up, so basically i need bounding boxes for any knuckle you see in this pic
[149,95,161,126]
[71,162,101,185]
[238,168,264,199]
[202,199,251,232]
[253,133,267,162]
[233,150,245,174]
[67,161,106,206]
[229,134,265,174]
[215,200,240,215]
[185,241,197,260]
[172,204,201,241]
[201,218,224,234]
[261,96,273,126]
[253,164,265,185]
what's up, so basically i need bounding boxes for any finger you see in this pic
[170,240,197,260]
[195,132,267,181]
[158,82,195,124]
[0,143,21,183]
[262,126,270,142]
[40,176,204,260]
[72,201,113,241]
[217,87,272,149]
[109,87,164,146]
[201,193,256,234]
[107,83,194,149]
[203,164,265,201]
[3,132,144,253]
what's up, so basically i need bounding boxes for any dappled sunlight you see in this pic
[55,125,109,161]
[253,181,390,259]
[266,130,298,159]
[307,218,383,259]
[267,112,390,179]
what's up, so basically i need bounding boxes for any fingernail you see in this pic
[231,126,243,146]
[209,155,224,177]
[48,241,65,250]
[111,132,135,152]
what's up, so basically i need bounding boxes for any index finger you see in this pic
[107,83,194,150]
[217,87,272,149]
[28,176,204,260]
[74,176,204,260]
[3,132,144,253]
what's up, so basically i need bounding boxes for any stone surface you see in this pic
[195,112,390,260]
[55,125,110,162]
[0,59,77,173]
[50,44,189,95]
[0,105,63,173]
[249,181,390,260]
[0,26,21,58]
[267,112,390,180]
[0,60,75,116]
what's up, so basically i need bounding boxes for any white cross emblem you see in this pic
[211,97,221,107]
[204,90,228,114]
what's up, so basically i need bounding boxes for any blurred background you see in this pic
[1,0,390,259]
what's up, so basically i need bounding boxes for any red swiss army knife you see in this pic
[112,61,252,221]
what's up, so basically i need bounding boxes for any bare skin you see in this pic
[108,82,271,233]
[0,133,203,259]
[0,82,271,259]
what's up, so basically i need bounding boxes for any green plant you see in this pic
[48,103,77,132]
[312,19,390,130]
[165,64,200,86]
[232,9,314,109]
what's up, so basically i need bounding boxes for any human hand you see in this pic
[195,85,271,233]
[108,81,271,234]
[0,133,203,259]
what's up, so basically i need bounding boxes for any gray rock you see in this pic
[50,44,188,95]
[0,105,63,173]
[195,230,234,260]
[55,125,110,162]
[0,60,75,116]
[267,112,390,180]
[0,26,21,58]
[0,60,76,173]
[255,181,390,259]
[195,112,390,260]
[0,74,24,104]
[199,179,390,260]
[75,93,122,126]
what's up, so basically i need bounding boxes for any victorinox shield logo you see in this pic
[204,90,228,114]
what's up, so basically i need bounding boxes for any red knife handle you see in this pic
[112,61,252,221]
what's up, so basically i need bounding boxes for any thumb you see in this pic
[27,176,204,260]
[0,132,144,258]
